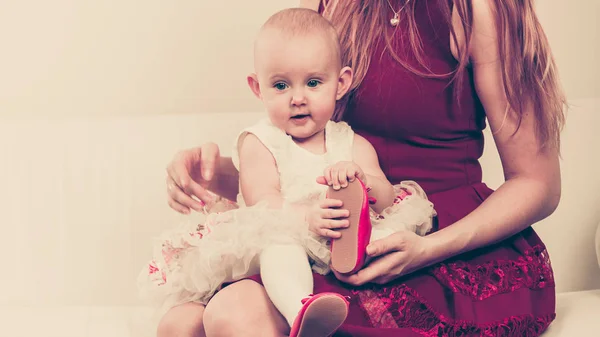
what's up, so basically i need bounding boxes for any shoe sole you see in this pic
[329,179,368,274]
[295,294,348,337]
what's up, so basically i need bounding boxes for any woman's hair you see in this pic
[321,0,566,150]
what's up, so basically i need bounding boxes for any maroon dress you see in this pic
[250,2,556,336]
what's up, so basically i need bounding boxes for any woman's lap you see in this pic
[208,279,289,336]
[229,183,556,336]
[240,226,555,337]
[336,228,555,336]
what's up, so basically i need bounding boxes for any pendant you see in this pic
[390,12,399,26]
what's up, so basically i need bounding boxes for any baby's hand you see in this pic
[306,198,350,239]
[323,161,367,190]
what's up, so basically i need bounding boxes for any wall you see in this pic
[0,0,597,119]
[0,0,598,306]
[0,0,296,119]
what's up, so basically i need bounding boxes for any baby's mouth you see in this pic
[291,114,310,119]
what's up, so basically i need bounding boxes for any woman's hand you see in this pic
[332,231,433,286]
[166,143,221,214]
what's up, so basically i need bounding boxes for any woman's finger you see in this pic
[366,232,404,258]
[331,269,368,286]
[167,176,205,212]
[372,273,398,285]
[167,197,190,215]
[199,143,219,181]
[342,257,393,286]
[166,160,185,190]
[179,176,214,206]
[167,148,214,202]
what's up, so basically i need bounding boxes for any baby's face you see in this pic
[250,29,347,141]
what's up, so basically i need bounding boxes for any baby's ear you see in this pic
[247,73,262,99]
[336,67,353,100]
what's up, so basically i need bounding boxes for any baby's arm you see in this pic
[352,134,395,213]
[237,133,285,208]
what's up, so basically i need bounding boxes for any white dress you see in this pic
[137,118,436,312]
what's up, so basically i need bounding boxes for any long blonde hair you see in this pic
[321,0,566,150]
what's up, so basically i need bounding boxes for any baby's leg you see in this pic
[259,244,312,327]
[261,244,349,336]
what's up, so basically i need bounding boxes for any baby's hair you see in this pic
[259,7,341,63]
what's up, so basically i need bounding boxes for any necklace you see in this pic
[386,0,411,27]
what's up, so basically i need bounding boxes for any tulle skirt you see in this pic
[137,181,436,315]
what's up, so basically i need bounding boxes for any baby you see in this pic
[138,7,435,337]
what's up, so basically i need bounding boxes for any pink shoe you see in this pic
[289,293,349,337]
[328,178,373,274]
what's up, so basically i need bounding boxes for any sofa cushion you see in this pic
[543,289,600,336]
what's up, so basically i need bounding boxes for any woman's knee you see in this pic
[203,280,288,337]
[157,302,206,337]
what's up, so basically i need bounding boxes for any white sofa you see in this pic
[0,98,598,336]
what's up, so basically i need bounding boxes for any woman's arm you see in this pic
[334,1,562,286]
[423,0,561,264]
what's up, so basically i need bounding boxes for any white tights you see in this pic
[258,226,394,327]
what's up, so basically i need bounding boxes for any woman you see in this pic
[159,0,565,336]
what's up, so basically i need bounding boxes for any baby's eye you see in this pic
[274,82,288,90]
[307,79,320,88]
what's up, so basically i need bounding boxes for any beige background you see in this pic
[0,0,599,307]
[0,0,598,119]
